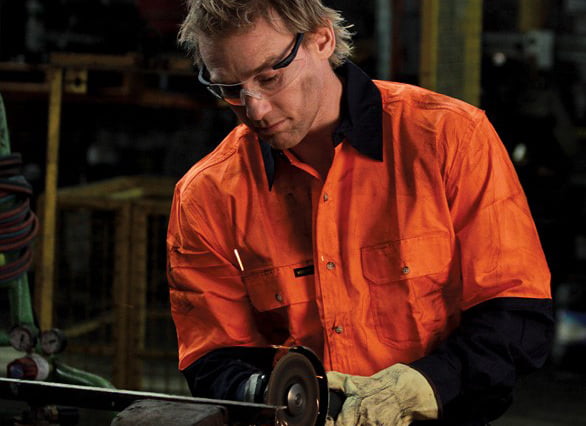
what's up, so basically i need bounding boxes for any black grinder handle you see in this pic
[327,390,346,420]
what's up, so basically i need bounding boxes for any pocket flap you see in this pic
[361,234,452,284]
[242,262,315,312]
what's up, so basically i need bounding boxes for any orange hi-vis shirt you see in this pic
[167,64,551,377]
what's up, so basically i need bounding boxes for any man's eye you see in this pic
[258,74,280,84]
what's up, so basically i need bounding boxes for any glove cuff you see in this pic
[391,363,439,421]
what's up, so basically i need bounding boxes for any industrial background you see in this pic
[0,0,585,425]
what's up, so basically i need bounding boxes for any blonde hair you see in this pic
[178,0,354,68]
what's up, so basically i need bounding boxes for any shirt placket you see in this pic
[311,150,351,373]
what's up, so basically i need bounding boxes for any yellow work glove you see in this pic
[326,363,439,426]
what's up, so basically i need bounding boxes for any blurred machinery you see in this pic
[0,45,221,399]
[1,346,339,426]
[0,92,114,425]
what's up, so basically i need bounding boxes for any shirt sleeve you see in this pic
[411,112,554,423]
[167,183,269,371]
[444,112,552,307]
[182,346,276,400]
[411,297,554,424]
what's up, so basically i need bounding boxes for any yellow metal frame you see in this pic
[27,53,194,330]
[37,176,175,389]
[518,0,548,32]
[419,0,440,92]
[38,67,63,331]
[419,0,483,106]
[1,53,196,391]
[463,1,483,106]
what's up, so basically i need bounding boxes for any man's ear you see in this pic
[308,21,336,60]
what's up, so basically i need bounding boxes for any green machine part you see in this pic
[0,93,37,345]
[0,93,113,389]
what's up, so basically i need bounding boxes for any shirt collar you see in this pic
[332,61,383,160]
[260,60,383,189]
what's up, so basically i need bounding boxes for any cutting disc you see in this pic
[266,351,320,426]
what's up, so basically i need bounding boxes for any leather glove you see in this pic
[326,363,439,426]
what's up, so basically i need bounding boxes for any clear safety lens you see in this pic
[206,56,306,106]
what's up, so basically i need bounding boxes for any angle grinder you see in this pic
[261,346,344,426]
[0,345,345,425]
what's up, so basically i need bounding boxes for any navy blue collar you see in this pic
[260,60,383,188]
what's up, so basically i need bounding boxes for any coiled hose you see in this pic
[0,152,39,284]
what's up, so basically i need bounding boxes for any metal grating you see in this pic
[54,208,117,384]
[420,0,483,105]
[37,177,188,395]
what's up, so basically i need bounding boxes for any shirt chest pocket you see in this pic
[242,261,316,312]
[361,233,453,348]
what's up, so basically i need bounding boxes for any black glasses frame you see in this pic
[198,33,305,88]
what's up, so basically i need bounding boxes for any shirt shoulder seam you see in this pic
[376,80,485,124]
[179,126,251,189]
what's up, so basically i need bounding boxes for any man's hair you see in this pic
[178,0,354,68]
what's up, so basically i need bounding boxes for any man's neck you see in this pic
[291,71,344,180]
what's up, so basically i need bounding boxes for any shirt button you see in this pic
[323,193,329,202]
[326,261,336,270]
[401,266,410,274]
[275,293,283,302]
[334,326,344,334]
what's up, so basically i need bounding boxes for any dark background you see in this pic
[0,1,586,424]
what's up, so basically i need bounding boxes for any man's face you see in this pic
[199,16,329,150]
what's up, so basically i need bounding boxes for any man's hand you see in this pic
[326,363,439,425]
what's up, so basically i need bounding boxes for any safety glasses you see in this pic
[198,33,305,106]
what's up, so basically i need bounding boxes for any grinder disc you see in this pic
[266,352,320,426]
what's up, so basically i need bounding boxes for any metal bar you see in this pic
[113,204,132,388]
[518,0,546,32]
[63,311,115,338]
[420,0,482,105]
[463,0,483,106]
[0,82,50,93]
[38,67,63,330]
[375,0,393,80]
[419,0,439,91]
[0,378,284,424]
[49,52,140,70]
[128,204,148,390]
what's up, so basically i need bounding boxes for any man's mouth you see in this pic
[256,119,286,135]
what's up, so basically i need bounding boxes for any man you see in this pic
[167,1,553,424]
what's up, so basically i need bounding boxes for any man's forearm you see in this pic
[410,297,554,423]
[182,346,276,400]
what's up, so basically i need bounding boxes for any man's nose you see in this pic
[243,91,272,121]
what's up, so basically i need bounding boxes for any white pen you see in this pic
[234,248,245,272]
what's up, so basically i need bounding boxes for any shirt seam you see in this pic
[179,126,249,189]
[444,109,486,184]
